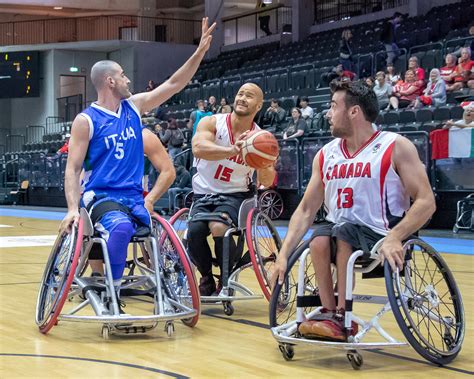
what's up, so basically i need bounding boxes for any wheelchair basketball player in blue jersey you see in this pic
[59,18,216,306]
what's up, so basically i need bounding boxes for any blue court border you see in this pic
[1,208,472,255]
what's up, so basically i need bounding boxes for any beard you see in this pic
[233,102,252,116]
[330,116,352,138]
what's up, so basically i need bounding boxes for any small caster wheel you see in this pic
[347,351,363,370]
[101,325,110,340]
[165,322,175,337]
[278,344,294,361]
[453,226,459,234]
[223,302,234,316]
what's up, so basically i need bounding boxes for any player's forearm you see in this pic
[64,167,82,212]
[279,203,317,260]
[146,169,176,205]
[166,50,206,94]
[258,166,276,187]
[387,195,436,241]
[192,140,235,160]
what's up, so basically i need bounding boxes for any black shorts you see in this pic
[190,192,251,226]
[311,221,385,260]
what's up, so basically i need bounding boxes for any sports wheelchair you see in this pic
[169,195,282,315]
[270,235,465,369]
[36,208,200,339]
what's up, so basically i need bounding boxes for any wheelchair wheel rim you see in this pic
[259,190,283,220]
[392,239,465,358]
[36,219,83,333]
[246,209,282,301]
[168,208,189,242]
[153,215,200,327]
[269,241,316,327]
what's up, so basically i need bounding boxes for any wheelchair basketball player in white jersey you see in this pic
[189,83,276,296]
[273,80,436,341]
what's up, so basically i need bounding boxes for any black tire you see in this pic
[269,239,317,328]
[384,238,465,365]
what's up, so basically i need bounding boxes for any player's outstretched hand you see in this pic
[197,17,217,55]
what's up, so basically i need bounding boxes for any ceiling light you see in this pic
[263,0,272,4]
[53,6,63,10]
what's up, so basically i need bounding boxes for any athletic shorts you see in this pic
[190,192,252,226]
[311,221,385,260]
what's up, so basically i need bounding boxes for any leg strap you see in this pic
[190,212,233,227]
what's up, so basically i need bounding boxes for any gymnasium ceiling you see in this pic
[0,0,261,19]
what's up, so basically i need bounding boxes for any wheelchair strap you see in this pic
[89,200,131,225]
[190,212,234,226]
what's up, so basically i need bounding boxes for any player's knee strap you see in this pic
[189,212,233,226]
[89,200,131,225]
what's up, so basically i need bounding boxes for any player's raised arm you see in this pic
[131,18,216,114]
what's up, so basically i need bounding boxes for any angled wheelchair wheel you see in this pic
[152,215,200,327]
[269,240,318,327]
[35,219,84,334]
[246,208,282,301]
[184,191,193,209]
[169,208,189,243]
[385,238,465,365]
[258,189,284,220]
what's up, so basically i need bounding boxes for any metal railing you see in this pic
[314,0,409,24]
[26,125,45,143]
[0,15,201,46]
[222,4,292,46]
[6,134,25,152]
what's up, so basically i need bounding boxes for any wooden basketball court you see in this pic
[0,211,473,378]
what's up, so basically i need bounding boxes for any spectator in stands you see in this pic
[216,97,232,114]
[256,0,272,36]
[385,63,401,86]
[167,161,192,215]
[299,97,314,120]
[57,133,71,155]
[283,107,307,141]
[188,99,213,137]
[388,69,423,110]
[414,69,446,108]
[381,12,403,65]
[264,99,287,133]
[373,71,392,110]
[322,64,356,86]
[443,102,474,129]
[339,29,354,71]
[365,77,375,88]
[206,95,218,114]
[440,53,458,92]
[146,80,157,91]
[160,118,185,161]
[408,56,425,88]
[450,47,474,91]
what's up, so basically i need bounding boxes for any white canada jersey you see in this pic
[193,113,259,194]
[319,131,410,235]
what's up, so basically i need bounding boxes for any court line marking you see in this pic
[202,312,473,375]
[0,353,189,378]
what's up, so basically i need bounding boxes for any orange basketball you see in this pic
[240,130,279,169]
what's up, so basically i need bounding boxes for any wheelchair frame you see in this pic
[36,208,199,339]
[172,196,282,315]
[271,237,464,369]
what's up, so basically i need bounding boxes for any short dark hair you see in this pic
[300,97,309,102]
[393,12,402,18]
[330,80,379,123]
[271,98,280,106]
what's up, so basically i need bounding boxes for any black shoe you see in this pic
[199,274,216,296]
[106,296,127,315]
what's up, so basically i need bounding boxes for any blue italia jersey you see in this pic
[79,99,144,198]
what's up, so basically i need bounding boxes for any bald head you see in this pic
[239,82,264,102]
[90,60,121,91]
[233,82,264,117]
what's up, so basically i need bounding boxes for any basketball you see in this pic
[240,130,279,169]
